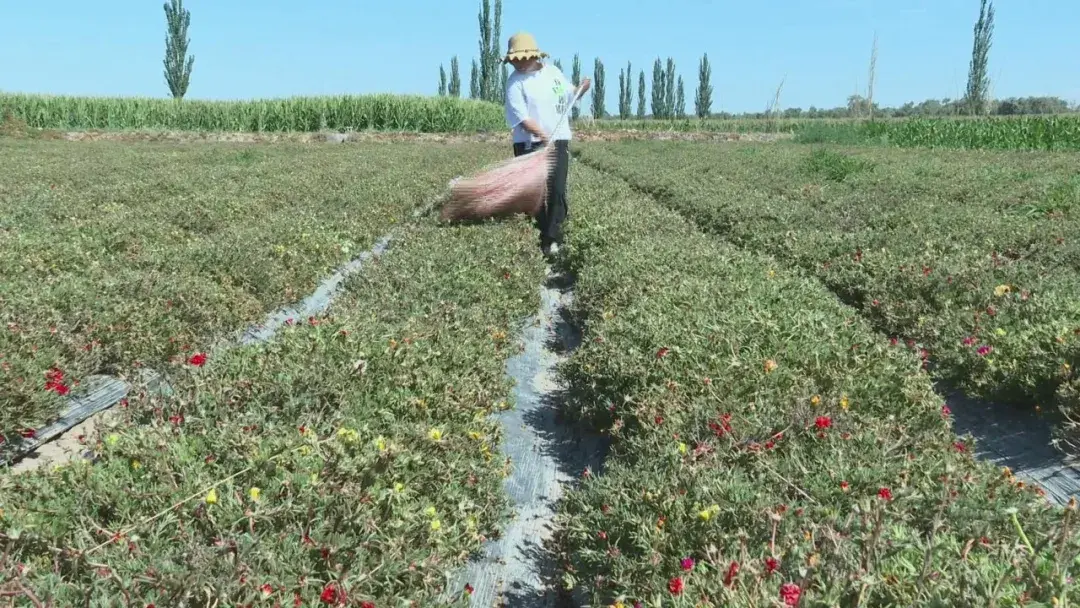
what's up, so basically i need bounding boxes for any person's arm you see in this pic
[574,77,592,101]
[506,81,549,144]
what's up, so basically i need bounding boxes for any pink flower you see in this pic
[962,336,977,346]
[878,487,893,501]
[188,352,208,367]
[780,583,802,606]
[680,557,695,571]
[764,557,780,575]
[668,577,684,595]
[814,416,832,430]
[977,345,992,357]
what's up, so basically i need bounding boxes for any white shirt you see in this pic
[504,63,577,144]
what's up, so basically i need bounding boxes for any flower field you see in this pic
[555,156,1080,605]
[575,141,1080,457]
[1,135,1078,606]
[0,140,508,450]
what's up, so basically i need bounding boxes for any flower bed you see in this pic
[553,163,1079,606]
[574,141,1080,454]
[0,215,547,605]
[0,140,506,444]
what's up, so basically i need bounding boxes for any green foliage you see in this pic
[448,56,461,98]
[665,57,676,119]
[469,59,480,99]
[675,75,685,118]
[965,0,995,116]
[571,54,582,121]
[162,0,194,100]
[575,140,1080,459]
[556,154,1080,607]
[0,141,510,441]
[0,93,506,133]
[791,115,1080,150]
[695,53,713,118]
[592,58,606,119]
[637,70,646,118]
[651,58,665,118]
[438,65,447,96]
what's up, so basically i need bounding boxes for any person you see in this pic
[502,31,590,258]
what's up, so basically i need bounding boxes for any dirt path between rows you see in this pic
[443,269,607,607]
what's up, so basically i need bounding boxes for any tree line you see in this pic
[159,0,1075,120]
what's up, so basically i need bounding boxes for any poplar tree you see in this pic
[438,65,447,95]
[449,57,461,97]
[965,0,995,115]
[592,58,606,119]
[637,70,646,117]
[651,58,665,117]
[695,53,713,118]
[571,54,582,120]
[163,0,194,99]
[676,75,686,117]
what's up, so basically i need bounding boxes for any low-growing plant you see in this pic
[0,214,547,605]
[551,162,1080,607]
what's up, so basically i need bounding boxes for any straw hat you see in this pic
[503,32,549,63]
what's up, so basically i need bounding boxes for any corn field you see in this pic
[0,93,506,133]
[794,114,1080,150]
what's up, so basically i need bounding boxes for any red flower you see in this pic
[169,414,184,426]
[814,416,832,430]
[464,583,474,596]
[962,336,977,346]
[724,561,739,587]
[294,592,303,607]
[977,345,992,357]
[188,352,208,367]
[668,577,684,595]
[680,557,695,571]
[360,603,375,608]
[954,441,967,453]
[840,481,850,492]
[889,337,898,346]
[941,404,952,417]
[654,416,664,426]
[19,429,36,439]
[780,583,802,606]
[764,557,780,575]
[260,584,273,597]
[878,487,893,501]
[598,531,607,540]
[319,583,340,604]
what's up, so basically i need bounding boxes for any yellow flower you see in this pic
[425,506,437,518]
[614,602,627,608]
[374,436,388,452]
[994,284,1011,297]
[249,487,261,502]
[205,488,218,505]
[767,269,776,278]
[131,460,142,470]
[298,445,312,456]
[810,395,821,407]
[336,428,360,444]
[430,519,442,531]
[428,428,443,442]
[468,431,483,441]
[677,442,688,455]
[393,482,405,494]
[764,359,778,373]
[105,434,119,446]
[995,328,1006,336]
[698,504,720,521]
[466,516,478,530]
[840,395,850,410]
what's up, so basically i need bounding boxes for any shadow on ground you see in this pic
[947,386,1080,506]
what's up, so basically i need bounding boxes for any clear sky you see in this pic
[2,0,1077,113]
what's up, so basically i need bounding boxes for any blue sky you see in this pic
[2,0,1077,113]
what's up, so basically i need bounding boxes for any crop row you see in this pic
[0,140,507,447]
[793,115,1080,150]
[574,141,1080,455]
[553,161,1079,606]
[1,93,506,133]
[0,207,548,604]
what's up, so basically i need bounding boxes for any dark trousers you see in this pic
[513,139,569,248]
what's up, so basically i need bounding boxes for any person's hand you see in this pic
[578,77,592,93]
